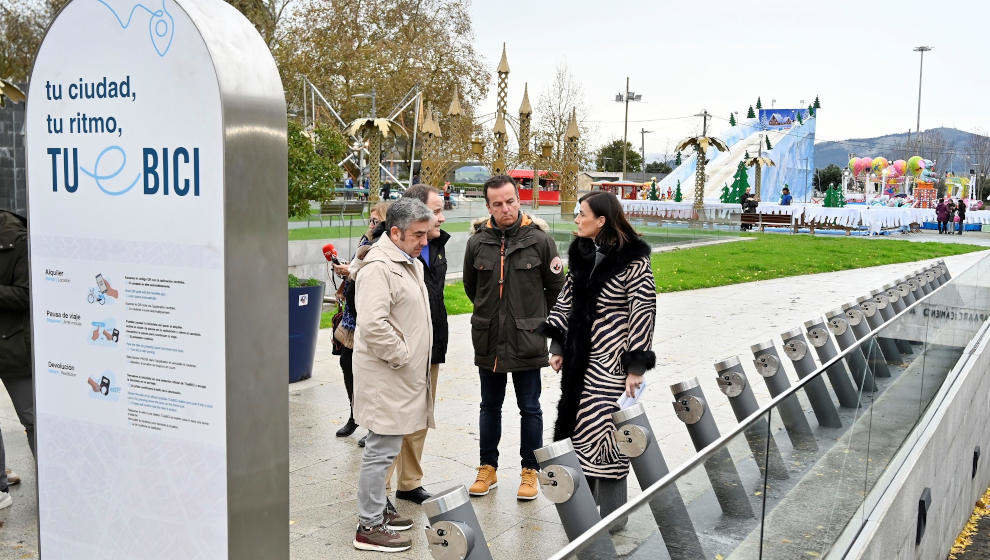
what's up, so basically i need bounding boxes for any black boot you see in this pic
[336,418,358,437]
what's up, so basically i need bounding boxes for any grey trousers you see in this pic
[0,376,36,493]
[357,431,405,527]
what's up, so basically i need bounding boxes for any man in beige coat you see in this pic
[352,198,435,553]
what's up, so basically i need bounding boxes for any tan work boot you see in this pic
[468,465,497,496]
[517,468,539,501]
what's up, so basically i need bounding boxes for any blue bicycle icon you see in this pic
[87,288,107,305]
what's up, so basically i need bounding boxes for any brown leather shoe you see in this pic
[468,465,498,496]
[517,468,539,501]
[353,523,411,552]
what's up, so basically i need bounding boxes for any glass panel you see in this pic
[561,411,771,560]
[757,353,872,558]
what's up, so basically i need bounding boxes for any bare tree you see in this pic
[967,129,990,199]
[535,62,594,167]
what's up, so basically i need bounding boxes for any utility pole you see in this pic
[913,46,932,152]
[695,110,710,136]
[640,128,653,175]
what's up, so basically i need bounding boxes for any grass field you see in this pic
[653,234,984,292]
[315,233,985,322]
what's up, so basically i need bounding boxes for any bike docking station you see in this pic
[780,327,842,428]
[423,486,493,560]
[825,308,877,393]
[804,318,861,409]
[841,302,892,379]
[880,283,915,356]
[750,341,818,453]
[671,378,755,518]
[713,357,789,480]
[26,0,288,557]
[535,439,618,559]
[857,295,904,365]
[611,403,706,559]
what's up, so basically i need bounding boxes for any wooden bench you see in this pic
[321,200,367,215]
[740,212,799,233]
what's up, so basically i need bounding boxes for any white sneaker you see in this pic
[0,491,11,510]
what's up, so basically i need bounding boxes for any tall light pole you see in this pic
[913,46,933,151]
[614,77,642,177]
[640,128,653,174]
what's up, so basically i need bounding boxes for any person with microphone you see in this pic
[332,201,391,443]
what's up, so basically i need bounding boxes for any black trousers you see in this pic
[339,348,355,422]
[0,376,36,493]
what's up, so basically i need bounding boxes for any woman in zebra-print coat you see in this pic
[540,191,657,521]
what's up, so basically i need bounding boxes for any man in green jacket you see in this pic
[463,175,564,501]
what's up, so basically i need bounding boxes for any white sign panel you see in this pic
[27,0,227,556]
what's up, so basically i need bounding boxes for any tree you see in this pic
[675,151,682,166]
[647,179,659,201]
[674,180,683,202]
[536,62,594,168]
[0,0,69,81]
[226,0,296,49]
[808,105,815,117]
[967,130,990,198]
[756,97,762,110]
[645,161,672,174]
[747,105,756,119]
[729,160,749,202]
[729,113,737,126]
[277,0,489,131]
[797,111,803,124]
[595,139,642,172]
[813,95,821,109]
[719,184,730,203]
[288,120,347,218]
[765,136,772,150]
[813,164,843,190]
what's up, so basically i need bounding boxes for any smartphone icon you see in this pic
[96,274,108,293]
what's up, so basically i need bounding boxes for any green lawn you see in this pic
[653,234,984,292]
[319,233,984,322]
[289,220,475,241]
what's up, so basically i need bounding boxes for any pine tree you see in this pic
[747,105,756,119]
[674,180,683,202]
[729,160,749,203]
[675,151,682,166]
[765,136,772,150]
[648,179,659,201]
[813,95,821,109]
[756,97,762,110]
[808,105,815,117]
[729,113,736,126]
[744,150,750,159]
[720,184,730,203]
[796,111,803,124]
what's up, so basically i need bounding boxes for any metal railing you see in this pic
[548,255,990,559]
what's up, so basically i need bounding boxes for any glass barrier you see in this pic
[550,254,990,560]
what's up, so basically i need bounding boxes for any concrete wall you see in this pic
[848,318,990,559]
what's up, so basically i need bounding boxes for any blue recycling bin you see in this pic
[288,282,325,383]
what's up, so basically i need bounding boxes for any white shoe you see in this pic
[0,491,11,510]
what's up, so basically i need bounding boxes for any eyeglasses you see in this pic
[369,217,381,227]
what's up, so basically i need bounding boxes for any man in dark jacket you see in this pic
[0,210,33,509]
[383,184,449,505]
[462,175,565,501]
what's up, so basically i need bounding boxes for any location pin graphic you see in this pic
[149,0,174,57]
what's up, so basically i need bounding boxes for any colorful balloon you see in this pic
[848,157,858,174]
[871,157,889,175]
[907,156,923,176]
[892,159,906,176]
[858,157,873,176]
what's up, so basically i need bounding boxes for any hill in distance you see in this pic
[815,127,984,173]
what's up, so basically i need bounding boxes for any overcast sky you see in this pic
[467,0,989,160]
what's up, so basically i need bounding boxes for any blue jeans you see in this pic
[479,368,543,470]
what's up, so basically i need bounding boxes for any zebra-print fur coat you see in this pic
[540,236,656,479]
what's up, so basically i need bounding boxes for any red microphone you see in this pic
[322,243,340,264]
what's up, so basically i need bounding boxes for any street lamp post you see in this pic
[912,46,933,151]
[614,77,642,178]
